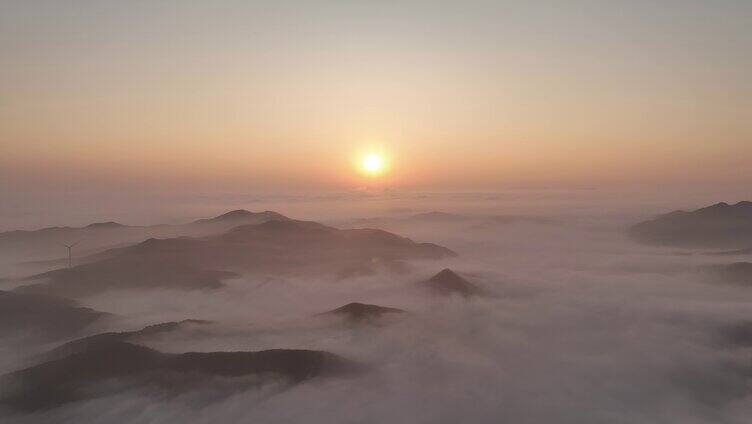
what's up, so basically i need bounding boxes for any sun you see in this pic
[362,153,384,175]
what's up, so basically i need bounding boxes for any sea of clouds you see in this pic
[2,190,751,423]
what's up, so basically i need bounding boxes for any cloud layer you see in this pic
[2,196,752,423]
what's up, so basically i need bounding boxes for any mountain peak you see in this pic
[422,269,481,297]
[213,209,254,219]
[703,202,729,210]
[193,210,290,225]
[694,201,752,213]
[694,201,752,217]
[435,268,459,278]
[212,209,287,221]
[629,200,752,248]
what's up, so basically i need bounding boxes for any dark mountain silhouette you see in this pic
[191,209,288,225]
[705,262,752,286]
[718,321,752,348]
[420,269,482,297]
[43,320,213,362]
[13,219,454,298]
[0,210,290,265]
[0,290,107,340]
[15,258,237,297]
[322,302,405,322]
[0,341,357,412]
[123,319,212,336]
[84,222,126,229]
[629,201,752,248]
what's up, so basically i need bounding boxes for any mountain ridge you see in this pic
[629,201,752,248]
[13,218,455,298]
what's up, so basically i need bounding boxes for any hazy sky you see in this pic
[1,0,751,194]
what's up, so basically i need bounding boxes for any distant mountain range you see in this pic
[15,259,238,297]
[12,215,455,298]
[0,210,289,265]
[629,201,752,249]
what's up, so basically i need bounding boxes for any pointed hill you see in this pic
[420,269,482,297]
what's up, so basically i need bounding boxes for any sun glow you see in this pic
[362,153,385,175]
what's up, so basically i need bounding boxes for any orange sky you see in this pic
[1,1,750,194]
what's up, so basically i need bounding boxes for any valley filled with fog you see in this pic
[1,191,751,423]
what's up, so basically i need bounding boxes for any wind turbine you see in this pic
[61,240,82,268]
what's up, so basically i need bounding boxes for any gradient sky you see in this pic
[1,0,751,194]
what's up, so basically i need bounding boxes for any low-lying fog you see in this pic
[2,190,751,423]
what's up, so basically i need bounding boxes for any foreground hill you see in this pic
[0,341,358,412]
[0,291,108,341]
[629,201,752,248]
[0,210,289,265]
[14,219,455,298]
